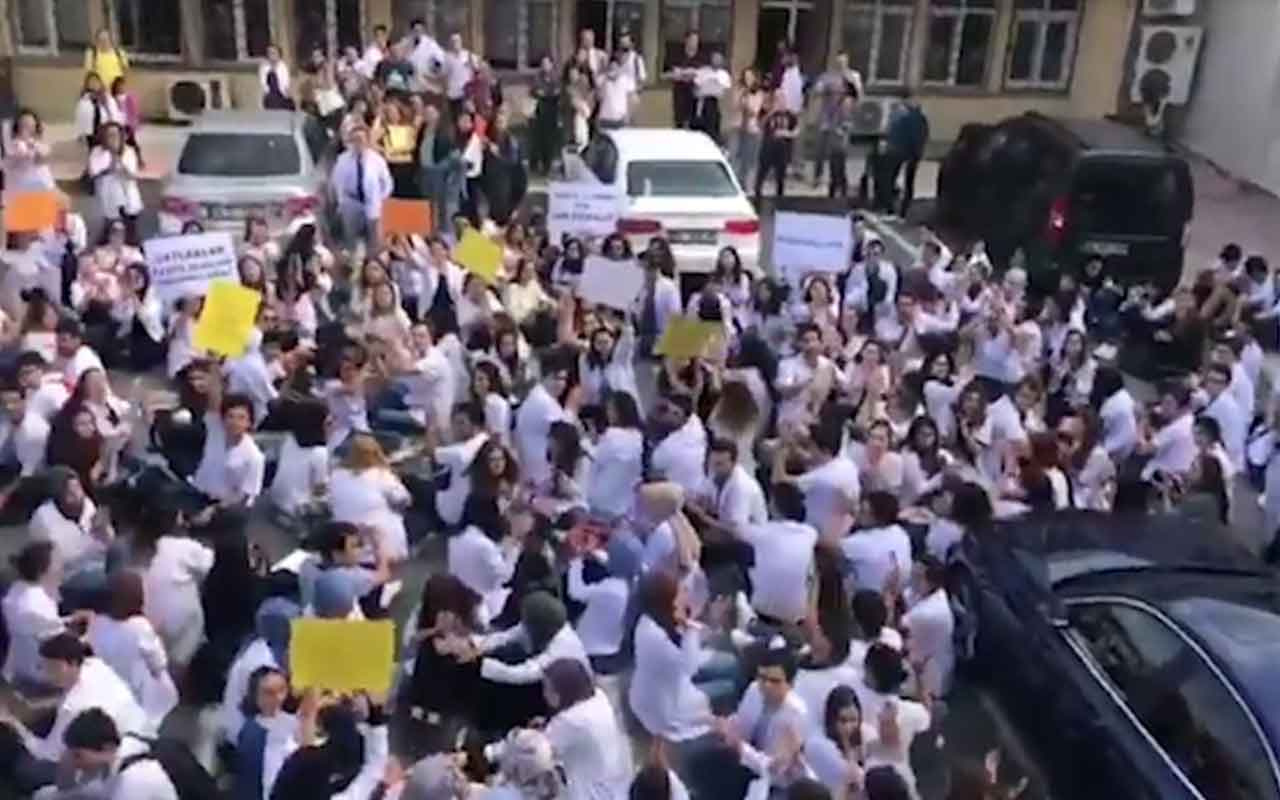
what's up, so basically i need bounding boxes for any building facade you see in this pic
[2,0,1138,140]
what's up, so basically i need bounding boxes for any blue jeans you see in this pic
[693,649,740,715]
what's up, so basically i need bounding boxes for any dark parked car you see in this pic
[936,113,1193,293]
[960,511,1280,799]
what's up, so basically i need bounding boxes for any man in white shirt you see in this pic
[1139,381,1197,482]
[575,28,608,78]
[49,708,179,799]
[402,321,454,436]
[358,24,391,79]
[223,327,278,427]
[739,483,818,628]
[0,382,48,479]
[407,19,446,80]
[55,316,105,388]
[718,644,811,794]
[690,438,768,539]
[434,402,489,528]
[1200,362,1246,471]
[785,423,861,533]
[650,393,708,494]
[191,394,265,527]
[514,361,570,486]
[442,33,475,116]
[841,490,912,594]
[15,351,69,421]
[776,324,842,430]
[595,58,633,129]
[330,125,393,252]
[616,29,647,96]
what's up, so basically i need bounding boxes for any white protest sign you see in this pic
[771,211,853,284]
[143,232,239,302]
[577,256,646,311]
[547,182,623,242]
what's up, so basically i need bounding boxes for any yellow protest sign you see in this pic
[655,316,724,360]
[290,619,394,694]
[453,228,503,284]
[4,191,61,233]
[192,281,262,358]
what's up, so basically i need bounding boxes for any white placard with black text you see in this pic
[547,182,623,242]
[144,231,239,302]
[771,211,853,283]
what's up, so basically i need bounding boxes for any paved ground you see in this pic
[12,119,1280,796]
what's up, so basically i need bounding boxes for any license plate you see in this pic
[205,204,267,221]
[1081,240,1129,256]
[668,229,718,245]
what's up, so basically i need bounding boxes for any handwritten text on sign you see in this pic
[771,211,853,284]
[143,231,239,303]
[547,182,623,241]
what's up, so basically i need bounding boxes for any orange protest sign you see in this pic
[382,198,434,236]
[4,191,61,233]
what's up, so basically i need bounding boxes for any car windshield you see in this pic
[1168,596,1280,759]
[626,161,739,198]
[178,133,302,177]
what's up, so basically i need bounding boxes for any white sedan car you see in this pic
[564,128,760,287]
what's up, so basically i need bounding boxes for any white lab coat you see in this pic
[514,383,567,486]
[628,616,714,741]
[585,426,644,518]
[545,689,634,800]
[328,467,411,562]
[650,416,708,495]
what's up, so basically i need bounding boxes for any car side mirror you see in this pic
[1044,597,1070,628]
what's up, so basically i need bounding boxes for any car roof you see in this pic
[1020,112,1173,158]
[602,128,727,162]
[189,110,303,135]
[994,511,1263,589]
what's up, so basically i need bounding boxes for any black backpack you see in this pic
[120,735,224,800]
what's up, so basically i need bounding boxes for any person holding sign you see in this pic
[330,125,393,252]
[5,110,55,193]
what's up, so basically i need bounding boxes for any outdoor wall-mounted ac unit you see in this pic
[1143,0,1196,17]
[166,76,230,121]
[849,96,905,137]
[1130,25,1203,106]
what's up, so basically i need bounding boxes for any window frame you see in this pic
[1003,0,1082,91]
[109,0,184,62]
[9,0,92,57]
[660,0,734,69]
[920,0,996,89]
[842,0,915,88]
[1063,595,1280,800]
[206,0,277,64]
[484,0,559,73]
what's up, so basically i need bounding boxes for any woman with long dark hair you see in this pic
[46,402,105,495]
[404,573,483,728]
[269,694,389,799]
[806,685,874,800]
[901,415,952,505]
[113,262,165,371]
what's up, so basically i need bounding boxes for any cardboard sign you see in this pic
[144,231,239,302]
[547,182,623,242]
[382,198,434,236]
[193,281,262,357]
[453,228,503,284]
[655,316,724,360]
[577,256,646,311]
[772,211,853,284]
[290,619,394,694]
[4,191,61,233]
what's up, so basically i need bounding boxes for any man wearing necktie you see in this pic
[330,125,393,252]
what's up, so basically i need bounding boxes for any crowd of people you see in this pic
[0,14,1274,800]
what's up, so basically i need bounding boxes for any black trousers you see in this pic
[899,157,921,218]
[755,143,789,202]
[828,149,849,198]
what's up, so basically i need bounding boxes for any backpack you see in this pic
[120,735,224,800]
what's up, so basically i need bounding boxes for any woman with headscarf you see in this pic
[566,531,641,675]
[541,658,633,799]
[219,598,300,753]
[269,693,389,800]
[234,665,298,800]
[454,591,590,734]
[485,728,566,800]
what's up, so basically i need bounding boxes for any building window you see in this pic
[10,0,92,54]
[577,0,646,54]
[112,0,182,57]
[393,0,470,40]
[206,0,274,61]
[1006,0,1081,90]
[922,0,995,87]
[296,0,363,59]
[485,0,557,70]
[842,0,914,87]
[661,0,732,70]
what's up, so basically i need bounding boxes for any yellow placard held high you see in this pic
[193,281,262,358]
[655,316,723,360]
[290,619,394,694]
[453,228,503,284]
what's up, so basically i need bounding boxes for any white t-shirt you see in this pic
[901,588,955,698]
[840,525,912,594]
[796,456,862,532]
[142,536,215,643]
[740,520,818,623]
[222,435,266,505]
[269,435,329,515]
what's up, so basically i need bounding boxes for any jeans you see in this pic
[828,149,849,198]
[732,131,761,188]
[812,127,839,183]
[337,204,378,253]
[693,649,740,715]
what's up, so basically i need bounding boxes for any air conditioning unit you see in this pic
[1143,0,1196,17]
[1130,25,1203,106]
[166,76,230,121]
[850,96,905,137]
